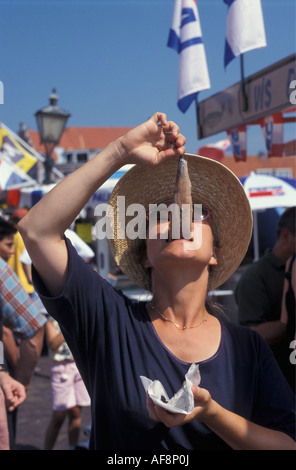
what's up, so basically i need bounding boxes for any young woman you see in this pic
[18,113,295,450]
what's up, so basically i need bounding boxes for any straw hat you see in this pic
[107,154,253,292]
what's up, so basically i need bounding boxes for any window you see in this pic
[77,153,88,162]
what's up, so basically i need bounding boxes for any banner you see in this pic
[227,126,247,161]
[224,0,267,68]
[198,138,231,161]
[0,125,39,190]
[260,113,284,157]
[168,0,210,113]
[0,157,35,190]
[0,126,37,173]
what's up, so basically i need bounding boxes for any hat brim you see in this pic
[107,154,253,291]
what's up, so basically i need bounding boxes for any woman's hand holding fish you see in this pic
[116,112,186,167]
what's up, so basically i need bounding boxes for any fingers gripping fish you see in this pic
[173,155,193,240]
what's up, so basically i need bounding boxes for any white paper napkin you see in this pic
[140,363,200,414]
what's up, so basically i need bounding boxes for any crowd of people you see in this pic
[0,208,93,450]
[0,112,295,450]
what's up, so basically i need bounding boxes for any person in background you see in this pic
[5,210,48,354]
[8,208,34,296]
[0,218,19,371]
[44,316,90,450]
[281,253,296,342]
[0,366,26,450]
[0,254,45,448]
[0,217,45,384]
[280,252,296,390]
[0,217,16,263]
[235,207,296,387]
[0,217,46,447]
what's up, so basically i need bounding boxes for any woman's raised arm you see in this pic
[18,112,185,297]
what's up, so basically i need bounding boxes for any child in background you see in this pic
[44,317,90,450]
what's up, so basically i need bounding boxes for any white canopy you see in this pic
[240,172,296,259]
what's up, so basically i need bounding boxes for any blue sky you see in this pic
[0,0,295,156]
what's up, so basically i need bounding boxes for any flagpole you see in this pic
[240,54,248,112]
[195,96,203,139]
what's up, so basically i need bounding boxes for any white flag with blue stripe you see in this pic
[224,0,267,68]
[168,0,210,113]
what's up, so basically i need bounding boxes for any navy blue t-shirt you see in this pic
[33,239,296,450]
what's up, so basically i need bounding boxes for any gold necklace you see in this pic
[149,304,208,330]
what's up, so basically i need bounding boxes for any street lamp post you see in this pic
[35,89,70,184]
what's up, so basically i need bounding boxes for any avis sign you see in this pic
[197,53,296,138]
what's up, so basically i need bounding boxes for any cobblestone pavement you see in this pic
[14,354,91,451]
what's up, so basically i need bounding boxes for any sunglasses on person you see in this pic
[146,204,212,224]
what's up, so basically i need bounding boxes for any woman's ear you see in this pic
[209,246,218,266]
